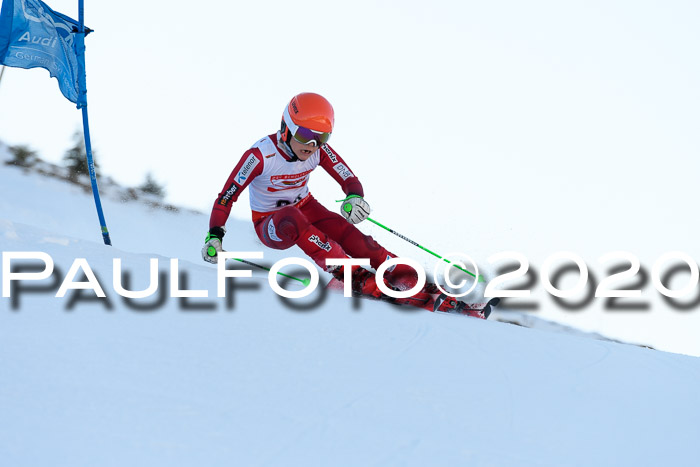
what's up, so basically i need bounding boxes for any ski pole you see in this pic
[228,257,311,286]
[365,217,485,283]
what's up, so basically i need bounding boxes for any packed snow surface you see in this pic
[2,152,700,466]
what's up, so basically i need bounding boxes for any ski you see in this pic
[326,277,498,319]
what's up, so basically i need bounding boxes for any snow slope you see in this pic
[2,151,700,466]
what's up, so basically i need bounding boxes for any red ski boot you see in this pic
[327,265,383,298]
[433,294,500,319]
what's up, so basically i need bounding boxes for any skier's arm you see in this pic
[318,144,364,198]
[202,149,264,263]
[209,148,264,229]
[319,144,370,224]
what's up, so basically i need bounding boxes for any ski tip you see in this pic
[477,274,486,283]
[482,297,500,320]
[433,293,449,313]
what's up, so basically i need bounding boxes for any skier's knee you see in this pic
[273,206,309,243]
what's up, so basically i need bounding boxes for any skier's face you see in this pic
[289,138,318,160]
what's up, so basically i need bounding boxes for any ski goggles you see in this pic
[292,126,331,146]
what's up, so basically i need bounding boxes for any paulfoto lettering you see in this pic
[0,251,429,301]
[2,251,699,312]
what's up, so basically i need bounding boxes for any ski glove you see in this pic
[340,195,370,224]
[202,226,226,264]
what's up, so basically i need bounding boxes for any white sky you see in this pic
[2,0,700,354]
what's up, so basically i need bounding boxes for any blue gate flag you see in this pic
[0,0,89,104]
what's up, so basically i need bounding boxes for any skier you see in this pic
[201,92,470,313]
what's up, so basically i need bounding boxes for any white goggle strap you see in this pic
[283,105,299,137]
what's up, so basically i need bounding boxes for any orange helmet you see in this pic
[281,93,334,146]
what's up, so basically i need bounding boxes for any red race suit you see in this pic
[209,132,397,271]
